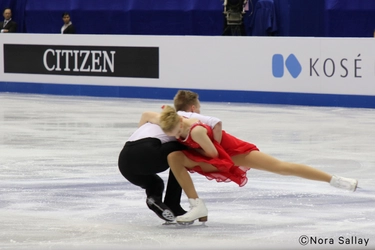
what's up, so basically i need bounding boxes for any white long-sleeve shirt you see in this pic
[127,112,221,143]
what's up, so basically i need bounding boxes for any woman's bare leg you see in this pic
[231,151,332,182]
[167,151,198,198]
[167,151,217,223]
[167,151,218,198]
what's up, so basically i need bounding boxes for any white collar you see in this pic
[63,21,72,28]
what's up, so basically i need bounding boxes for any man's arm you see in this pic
[212,121,222,143]
[8,22,17,33]
[138,111,160,127]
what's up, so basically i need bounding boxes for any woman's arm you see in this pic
[138,111,160,127]
[190,126,218,158]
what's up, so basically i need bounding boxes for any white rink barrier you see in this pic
[1,34,375,108]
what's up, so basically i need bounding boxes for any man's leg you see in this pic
[119,166,175,221]
[118,140,175,221]
[164,169,186,216]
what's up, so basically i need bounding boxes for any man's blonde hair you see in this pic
[173,90,199,112]
[160,105,180,133]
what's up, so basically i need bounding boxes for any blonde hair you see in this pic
[173,90,199,112]
[160,105,180,133]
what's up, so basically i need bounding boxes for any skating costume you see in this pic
[118,123,187,215]
[179,122,259,187]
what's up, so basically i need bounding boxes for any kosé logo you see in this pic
[272,54,302,79]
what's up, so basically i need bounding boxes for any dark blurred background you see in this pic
[2,0,375,37]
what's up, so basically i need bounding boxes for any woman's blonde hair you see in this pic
[160,105,180,133]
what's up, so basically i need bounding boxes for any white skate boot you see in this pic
[330,175,358,192]
[176,198,208,225]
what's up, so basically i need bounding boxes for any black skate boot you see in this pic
[146,197,175,222]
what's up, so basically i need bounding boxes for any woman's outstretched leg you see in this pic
[231,151,357,191]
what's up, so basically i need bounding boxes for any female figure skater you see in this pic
[141,98,358,224]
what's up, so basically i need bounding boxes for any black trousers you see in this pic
[118,138,186,210]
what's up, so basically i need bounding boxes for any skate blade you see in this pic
[162,221,176,226]
[176,220,195,226]
[162,221,207,228]
[177,221,207,228]
[353,181,359,192]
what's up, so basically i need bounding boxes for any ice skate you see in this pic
[330,175,358,192]
[175,198,208,225]
[146,197,175,222]
[164,204,187,216]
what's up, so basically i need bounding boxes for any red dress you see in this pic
[179,122,259,187]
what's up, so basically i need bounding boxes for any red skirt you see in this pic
[183,131,259,187]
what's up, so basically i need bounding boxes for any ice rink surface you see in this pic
[0,93,374,250]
